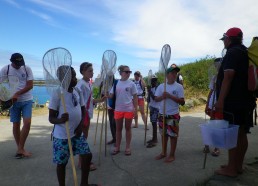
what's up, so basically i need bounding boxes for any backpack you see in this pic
[109,79,118,109]
[247,37,258,91]
[133,79,146,96]
[176,73,183,85]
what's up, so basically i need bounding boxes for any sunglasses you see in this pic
[123,71,132,74]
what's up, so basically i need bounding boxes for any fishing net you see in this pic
[42,47,72,96]
[0,75,19,101]
[159,44,171,72]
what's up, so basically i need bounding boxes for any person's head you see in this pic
[214,57,222,71]
[220,27,243,48]
[10,53,25,69]
[134,71,141,81]
[57,66,77,90]
[166,64,180,82]
[80,62,93,81]
[151,75,158,87]
[118,65,131,80]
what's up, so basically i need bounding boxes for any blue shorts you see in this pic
[10,100,33,123]
[53,136,91,165]
[149,106,159,123]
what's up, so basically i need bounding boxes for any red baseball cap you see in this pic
[220,27,243,40]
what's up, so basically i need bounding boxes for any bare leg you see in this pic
[17,118,32,156]
[155,134,168,160]
[133,110,138,128]
[139,105,147,126]
[115,118,123,151]
[56,163,66,186]
[13,122,21,147]
[236,129,248,172]
[80,153,92,186]
[152,122,158,142]
[165,137,177,163]
[125,118,133,151]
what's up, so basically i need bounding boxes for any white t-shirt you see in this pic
[110,79,137,112]
[0,65,33,102]
[134,80,144,98]
[149,87,159,109]
[208,75,216,109]
[48,88,84,139]
[155,82,184,115]
[178,75,183,81]
[76,79,94,118]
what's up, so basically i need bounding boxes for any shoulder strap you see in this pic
[139,79,144,90]
[86,91,92,110]
[7,65,9,76]
[24,65,28,80]
[113,79,118,96]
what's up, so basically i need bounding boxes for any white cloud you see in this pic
[106,0,258,59]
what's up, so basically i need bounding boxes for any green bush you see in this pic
[143,57,215,103]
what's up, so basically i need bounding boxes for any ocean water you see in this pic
[32,86,49,104]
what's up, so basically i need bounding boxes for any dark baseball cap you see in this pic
[10,53,25,66]
[166,63,180,74]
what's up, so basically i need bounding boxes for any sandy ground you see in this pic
[0,106,258,186]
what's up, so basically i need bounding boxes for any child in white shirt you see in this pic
[154,64,185,163]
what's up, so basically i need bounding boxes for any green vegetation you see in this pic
[152,56,215,100]
[92,56,215,111]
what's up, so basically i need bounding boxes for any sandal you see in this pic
[146,142,156,148]
[203,146,210,153]
[211,149,220,157]
[111,150,120,155]
[90,162,97,171]
[147,139,153,143]
[15,153,24,159]
[125,150,131,156]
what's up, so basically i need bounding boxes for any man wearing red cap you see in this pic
[215,28,256,177]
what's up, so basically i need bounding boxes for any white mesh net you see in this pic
[159,44,171,72]
[42,47,72,96]
[0,75,19,101]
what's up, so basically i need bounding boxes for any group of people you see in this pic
[0,26,256,185]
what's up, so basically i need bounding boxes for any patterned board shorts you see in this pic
[158,113,180,137]
[149,106,159,123]
[53,136,91,165]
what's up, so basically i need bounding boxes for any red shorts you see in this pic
[137,98,144,107]
[114,111,134,120]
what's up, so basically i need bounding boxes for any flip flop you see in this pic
[211,149,220,157]
[15,153,24,159]
[90,163,97,171]
[146,142,156,148]
[125,150,131,156]
[147,139,153,143]
[203,147,210,153]
[111,150,120,155]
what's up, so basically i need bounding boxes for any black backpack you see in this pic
[109,79,118,109]
[133,79,145,96]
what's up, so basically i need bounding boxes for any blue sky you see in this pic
[0,0,257,79]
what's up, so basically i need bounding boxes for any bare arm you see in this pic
[48,109,68,125]
[133,94,138,110]
[13,80,33,100]
[215,70,235,112]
